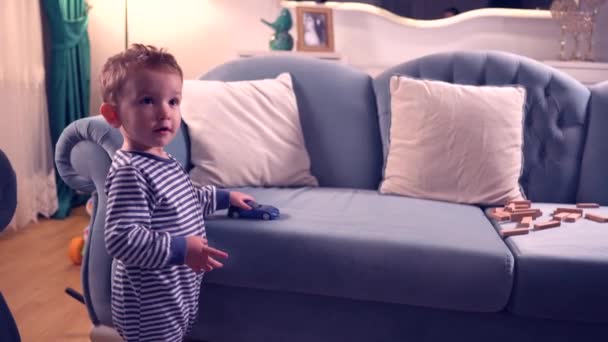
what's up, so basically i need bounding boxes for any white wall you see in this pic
[87,0,127,115]
[294,2,608,75]
[87,0,282,115]
[86,0,608,115]
[332,7,559,75]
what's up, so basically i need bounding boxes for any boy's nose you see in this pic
[158,105,171,119]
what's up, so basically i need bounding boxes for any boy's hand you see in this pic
[230,191,255,210]
[185,236,229,273]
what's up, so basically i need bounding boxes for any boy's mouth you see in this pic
[154,127,172,134]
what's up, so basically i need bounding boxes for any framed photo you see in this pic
[296,6,335,52]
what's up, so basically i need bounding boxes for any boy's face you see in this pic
[102,68,182,157]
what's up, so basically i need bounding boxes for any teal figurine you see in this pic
[261,8,294,51]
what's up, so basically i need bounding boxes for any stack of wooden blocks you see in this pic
[489,201,608,238]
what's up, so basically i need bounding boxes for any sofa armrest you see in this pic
[55,116,122,326]
[55,116,122,194]
[577,81,608,205]
[577,81,608,204]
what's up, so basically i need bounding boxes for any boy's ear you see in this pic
[100,103,121,128]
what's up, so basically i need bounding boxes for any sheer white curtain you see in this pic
[0,0,58,230]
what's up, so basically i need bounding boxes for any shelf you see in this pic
[543,60,608,70]
[543,60,608,85]
[238,50,343,61]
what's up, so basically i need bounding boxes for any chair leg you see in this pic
[65,287,85,304]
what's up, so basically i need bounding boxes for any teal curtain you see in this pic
[42,0,91,218]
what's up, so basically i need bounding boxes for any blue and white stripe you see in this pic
[104,150,217,342]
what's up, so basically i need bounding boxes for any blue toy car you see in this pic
[228,200,280,220]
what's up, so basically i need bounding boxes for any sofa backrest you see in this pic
[189,55,384,190]
[373,51,591,204]
[577,81,608,205]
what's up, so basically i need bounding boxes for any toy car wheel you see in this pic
[231,211,239,219]
[262,213,270,220]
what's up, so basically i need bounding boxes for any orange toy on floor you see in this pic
[68,197,93,266]
[68,236,85,265]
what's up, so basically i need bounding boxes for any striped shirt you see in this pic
[104,150,229,342]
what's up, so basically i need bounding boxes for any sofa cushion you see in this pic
[181,73,318,188]
[200,55,383,190]
[380,76,526,206]
[204,187,514,313]
[488,203,608,323]
[374,51,590,203]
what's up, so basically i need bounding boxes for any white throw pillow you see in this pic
[181,73,318,188]
[380,76,526,205]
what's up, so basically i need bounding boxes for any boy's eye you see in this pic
[140,97,153,105]
[169,98,180,106]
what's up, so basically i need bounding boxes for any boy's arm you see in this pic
[195,185,230,217]
[105,166,186,268]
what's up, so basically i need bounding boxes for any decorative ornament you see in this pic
[550,0,606,61]
[261,8,294,51]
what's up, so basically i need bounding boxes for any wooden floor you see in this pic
[0,206,92,341]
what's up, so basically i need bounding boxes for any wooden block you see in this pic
[510,209,542,221]
[517,216,533,228]
[585,213,608,223]
[498,213,512,221]
[489,212,510,222]
[534,220,561,230]
[576,203,600,209]
[564,213,582,222]
[505,203,516,212]
[554,207,584,215]
[552,212,570,221]
[508,200,532,206]
[515,203,531,210]
[512,207,538,213]
[500,227,530,238]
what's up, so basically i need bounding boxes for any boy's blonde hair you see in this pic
[100,44,183,104]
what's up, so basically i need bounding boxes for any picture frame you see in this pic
[295,6,335,52]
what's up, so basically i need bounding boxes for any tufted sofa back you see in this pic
[194,55,384,190]
[373,51,591,204]
[577,81,608,205]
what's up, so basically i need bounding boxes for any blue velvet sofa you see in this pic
[56,50,608,341]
